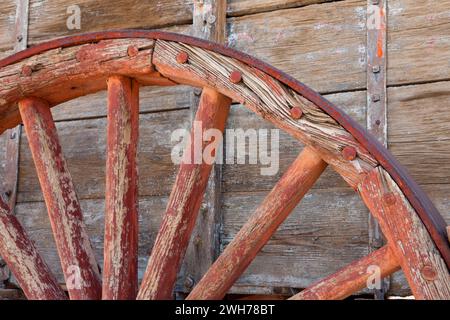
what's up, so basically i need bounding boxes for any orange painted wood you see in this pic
[290,246,400,300]
[18,98,101,300]
[102,76,139,300]
[0,197,67,300]
[187,147,327,300]
[359,167,450,299]
[137,88,231,300]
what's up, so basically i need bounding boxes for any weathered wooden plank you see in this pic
[153,39,378,189]
[18,98,101,300]
[18,109,192,202]
[223,90,366,193]
[0,197,66,300]
[188,148,327,300]
[102,76,139,300]
[358,166,450,299]
[290,245,400,300]
[227,0,367,93]
[0,0,16,51]
[227,0,338,16]
[221,187,370,291]
[27,0,193,45]
[137,88,231,300]
[14,196,168,285]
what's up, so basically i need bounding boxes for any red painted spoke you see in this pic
[0,197,67,300]
[137,88,231,300]
[187,147,327,300]
[19,98,101,300]
[290,245,400,300]
[102,76,139,300]
[359,167,450,299]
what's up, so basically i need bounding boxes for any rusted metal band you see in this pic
[0,30,449,268]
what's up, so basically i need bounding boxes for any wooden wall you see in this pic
[1,0,450,298]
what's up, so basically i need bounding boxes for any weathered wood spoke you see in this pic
[358,167,450,300]
[137,88,232,300]
[187,147,327,300]
[19,98,101,300]
[290,246,400,300]
[102,76,139,300]
[0,197,67,300]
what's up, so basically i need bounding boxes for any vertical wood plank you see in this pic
[181,0,228,293]
[0,0,30,288]
[367,0,388,299]
[0,196,66,300]
[137,88,231,300]
[358,166,450,299]
[102,76,139,300]
[19,98,101,300]
[187,148,327,300]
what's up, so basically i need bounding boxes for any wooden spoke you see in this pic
[18,98,101,300]
[358,167,450,299]
[137,88,232,300]
[187,147,327,300]
[290,245,400,300]
[0,197,67,300]
[102,76,139,300]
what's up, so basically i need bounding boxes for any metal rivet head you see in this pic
[371,94,381,102]
[372,65,380,73]
[21,65,32,77]
[176,51,189,64]
[184,276,195,289]
[290,107,303,120]
[375,119,381,126]
[342,146,357,161]
[421,265,437,281]
[229,70,242,84]
[383,193,396,206]
[127,45,139,57]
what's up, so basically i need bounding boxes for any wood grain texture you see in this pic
[18,109,192,203]
[187,148,327,300]
[0,0,16,51]
[358,167,450,299]
[0,38,158,134]
[153,39,378,189]
[102,76,139,300]
[18,98,101,300]
[0,197,66,300]
[27,0,193,45]
[290,245,400,300]
[137,88,231,300]
[227,0,338,16]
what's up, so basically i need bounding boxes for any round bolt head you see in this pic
[21,65,32,77]
[342,146,357,161]
[421,265,437,281]
[176,51,189,64]
[127,45,139,57]
[229,70,242,84]
[290,107,303,120]
[372,65,380,73]
[383,193,397,206]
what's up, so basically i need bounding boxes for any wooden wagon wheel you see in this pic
[0,30,449,300]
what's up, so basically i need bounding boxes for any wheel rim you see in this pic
[0,30,448,300]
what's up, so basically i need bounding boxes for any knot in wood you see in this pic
[342,146,357,161]
[21,65,32,77]
[290,107,303,120]
[176,51,189,64]
[421,265,438,281]
[127,45,139,57]
[229,70,242,84]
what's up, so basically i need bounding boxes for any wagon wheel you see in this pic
[0,31,449,300]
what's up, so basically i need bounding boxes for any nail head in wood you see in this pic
[127,45,139,57]
[383,193,397,206]
[290,107,303,120]
[176,51,189,64]
[371,94,381,102]
[342,146,357,161]
[421,265,438,281]
[21,65,32,77]
[229,71,242,84]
